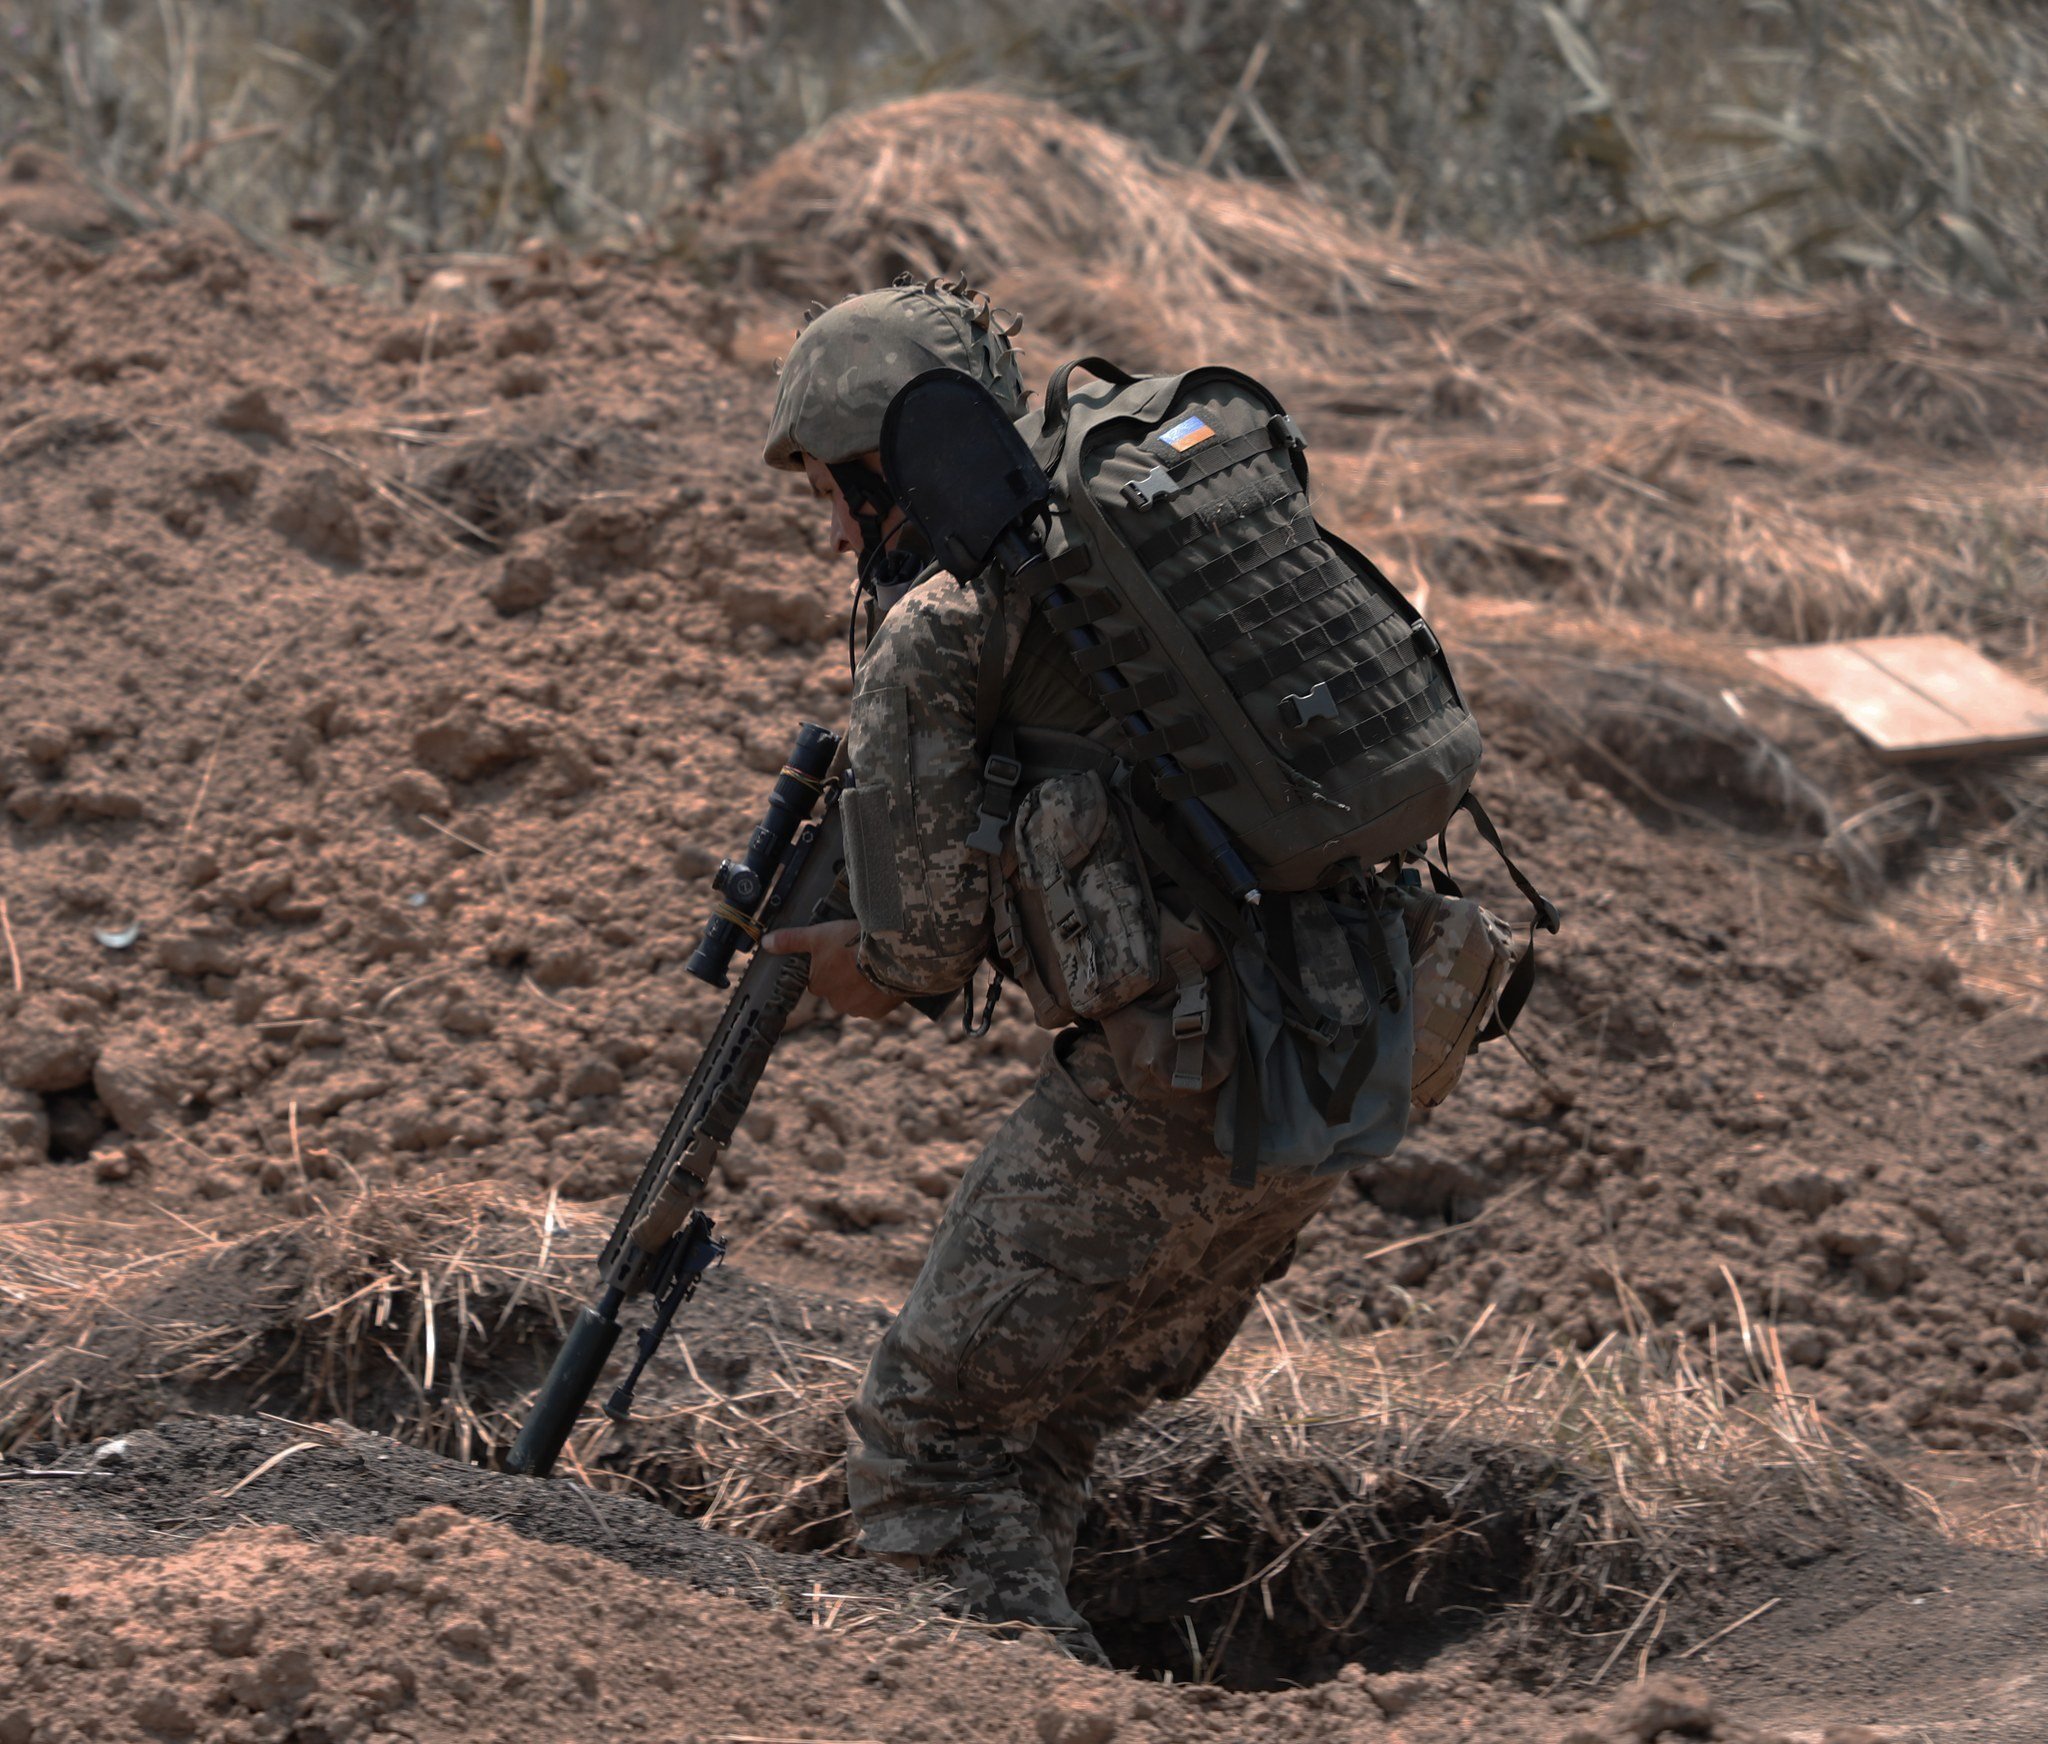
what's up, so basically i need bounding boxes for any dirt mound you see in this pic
[2,1185,1932,1692]
[0,1428,1117,1744]
[1282,677,2048,1456]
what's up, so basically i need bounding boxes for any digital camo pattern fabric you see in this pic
[841,566,1013,998]
[1402,891,1517,1108]
[841,569,1122,1003]
[846,1030,1339,1662]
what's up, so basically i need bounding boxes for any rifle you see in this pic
[506,721,847,1478]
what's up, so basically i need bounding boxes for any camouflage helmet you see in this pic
[762,279,1026,472]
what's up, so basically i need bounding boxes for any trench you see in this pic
[5,1234,1594,1696]
[1068,1439,1575,1690]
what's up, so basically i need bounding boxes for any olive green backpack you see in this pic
[1010,358,1486,891]
[959,357,1554,1178]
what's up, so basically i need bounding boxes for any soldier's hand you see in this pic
[762,919,905,1021]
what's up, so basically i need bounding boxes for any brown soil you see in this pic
[2,171,2047,1742]
[0,1414,2001,1744]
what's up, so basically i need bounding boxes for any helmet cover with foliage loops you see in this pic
[762,279,1026,472]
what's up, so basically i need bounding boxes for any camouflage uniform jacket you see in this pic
[841,564,1414,1177]
[841,567,1107,998]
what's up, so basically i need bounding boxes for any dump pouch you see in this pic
[1214,894,1414,1173]
[1398,887,1519,1107]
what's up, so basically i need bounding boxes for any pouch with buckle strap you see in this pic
[1003,769,1160,1027]
[1097,910,1239,1100]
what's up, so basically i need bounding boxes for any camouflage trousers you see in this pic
[846,1028,1340,1662]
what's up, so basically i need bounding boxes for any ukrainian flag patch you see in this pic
[1156,414,1216,454]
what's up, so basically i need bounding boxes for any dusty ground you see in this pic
[3,153,2048,1744]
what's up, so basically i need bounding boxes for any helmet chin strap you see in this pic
[827,460,898,549]
[829,459,929,674]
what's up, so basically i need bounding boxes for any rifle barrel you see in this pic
[505,1296,622,1478]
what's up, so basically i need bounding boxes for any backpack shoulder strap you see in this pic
[1457,793,1562,935]
[972,597,1010,748]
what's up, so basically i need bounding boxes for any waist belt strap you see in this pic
[1458,792,1562,935]
[1447,791,1561,1044]
[1009,725,1125,786]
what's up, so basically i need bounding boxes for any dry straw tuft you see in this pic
[0,1181,572,1459]
[2,1181,1923,1680]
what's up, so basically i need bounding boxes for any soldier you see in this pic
[760,282,1416,1666]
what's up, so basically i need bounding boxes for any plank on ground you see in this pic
[1748,634,2048,763]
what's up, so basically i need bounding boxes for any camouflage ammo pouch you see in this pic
[969,732,1235,1100]
[990,768,1160,1029]
[1398,888,1519,1108]
[1096,909,1239,1100]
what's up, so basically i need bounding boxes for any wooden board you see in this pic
[1749,635,2048,763]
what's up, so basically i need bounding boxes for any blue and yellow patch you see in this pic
[1155,413,1216,454]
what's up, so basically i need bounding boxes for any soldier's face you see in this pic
[801,452,906,558]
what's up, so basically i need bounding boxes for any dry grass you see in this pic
[579,1272,1918,1681]
[5,1180,1909,1678]
[0,1180,573,1459]
[1088,1297,1898,1680]
[6,0,2045,310]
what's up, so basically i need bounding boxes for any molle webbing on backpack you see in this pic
[1024,362,1483,893]
[1133,472,1300,569]
[1289,670,1451,781]
[1160,513,1322,613]
[1217,597,1409,692]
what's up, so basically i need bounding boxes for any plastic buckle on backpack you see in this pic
[1270,413,1306,450]
[1410,621,1442,657]
[1279,682,1338,729]
[1123,466,1179,509]
[1169,969,1210,1090]
[964,752,1025,857]
[1047,875,1087,944]
[1292,1013,1342,1048]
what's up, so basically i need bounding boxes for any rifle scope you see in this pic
[685,721,839,988]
